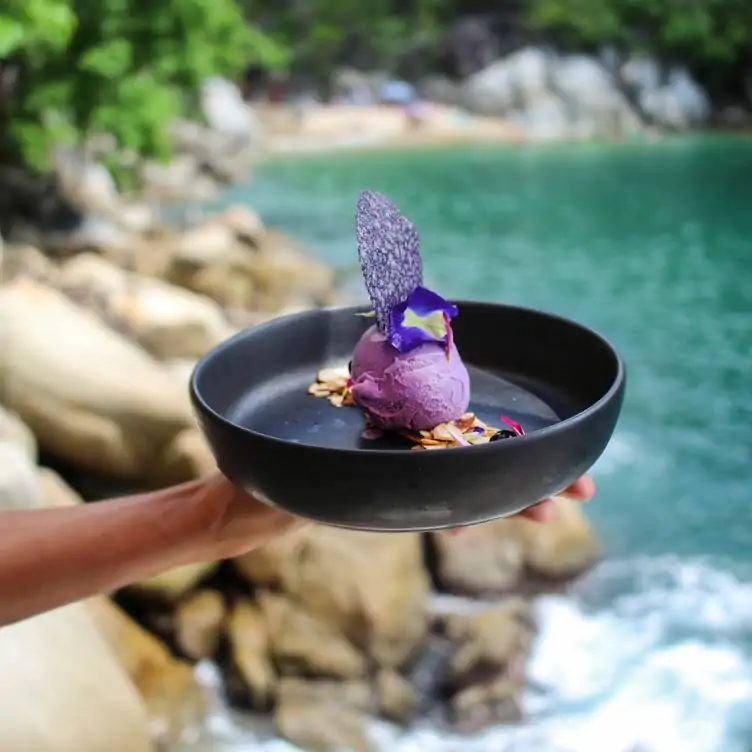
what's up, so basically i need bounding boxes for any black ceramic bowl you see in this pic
[190,301,625,532]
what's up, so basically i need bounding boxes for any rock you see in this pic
[0,404,36,459]
[52,148,120,214]
[441,600,534,733]
[276,679,375,752]
[175,590,225,661]
[172,220,240,267]
[450,678,523,732]
[0,441,43,510]
[0,243,57,284]
[0,278,193,478]
[431,522,525,595]
[38,467,84,508]
[201,77,258,136]
[521,93,571,141]
[89,598,206,749]
[259,591,368,679]
[376,669,418,724]
[157,428,217,484]
[140,154,215,203]
[443,599,536,692]
[431,496,599,595]
[621,54,662,94]
[235,527,430,669]
[248,229,335,311]
[552,55,642,138]
[464,47,550,116]
[0,602,153,752]
[166,221,334,312]
[216,205,265,246]
[630,63,710,130]
[58,253,235,359]
[165,222,256,309]
[519,496,600,580]
[137,562,218,600]
[224,601,277,710]
[278,676,374,713]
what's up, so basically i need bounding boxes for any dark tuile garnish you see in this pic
[355,190,423,334]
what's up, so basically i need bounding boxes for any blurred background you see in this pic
[1,1,751,751]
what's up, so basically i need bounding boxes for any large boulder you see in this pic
[89,598,206,750]
[58,253,235,360]
[0,278,192,478]
[431,496,600,595]
[235,527,430,670]
[165,217,334,312]
[0,603,153,752]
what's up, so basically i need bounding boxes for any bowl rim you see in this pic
[190,300,626,459]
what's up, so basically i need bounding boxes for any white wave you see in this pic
[184,557,752,752]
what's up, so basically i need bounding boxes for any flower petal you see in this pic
[388,285,459,353]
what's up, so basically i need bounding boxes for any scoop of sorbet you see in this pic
[350,325,471,432]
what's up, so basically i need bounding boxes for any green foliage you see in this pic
[239,0,446,82]
[527,0,752,68]
[1,0,290,185]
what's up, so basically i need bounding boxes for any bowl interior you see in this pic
[193,301,620,453]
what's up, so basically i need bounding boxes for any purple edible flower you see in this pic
[388,285,458,352]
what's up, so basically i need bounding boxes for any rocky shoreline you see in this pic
[0,192,601,751]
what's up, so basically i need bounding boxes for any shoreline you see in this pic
[257,103,752,162]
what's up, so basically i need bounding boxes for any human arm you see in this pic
[0,472,594,626]
[0,474,302,627]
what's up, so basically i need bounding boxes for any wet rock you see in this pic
[277,676,374,714]
[520,496,601,580]
[275,677,375,752]
[450,678,523,732]
[175,590,225,661]
[442,599,536,692]
[376,669,419,724]
[441,600,535,733]
[224,601,277,710]
[259,591,368,679]
[0,602,153,752]
[235,528,430,670]
[0,278,192,479]
[431,496,599,595]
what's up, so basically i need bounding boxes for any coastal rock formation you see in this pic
[431,496,600,596]
[0,278,193,479]
[460,46,710,139]
[0,603,155,752]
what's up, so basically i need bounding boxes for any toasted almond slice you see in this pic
[329,395,344,407]
[318,367,349,384]
[419,438,445,446]
[423,444,447,450]
[432,424,456,442]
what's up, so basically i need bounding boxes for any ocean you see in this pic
[192,135,752,752]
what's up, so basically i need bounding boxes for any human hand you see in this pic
[515,474,595,523]
[196,472,596,560]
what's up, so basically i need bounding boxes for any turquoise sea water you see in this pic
[200,136,752,752]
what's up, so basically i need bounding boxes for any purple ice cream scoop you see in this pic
[350,325,471,431]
